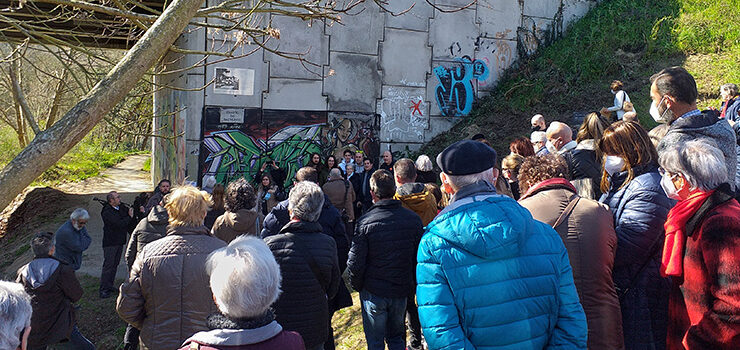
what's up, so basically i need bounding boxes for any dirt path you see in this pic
[4,155,152,280]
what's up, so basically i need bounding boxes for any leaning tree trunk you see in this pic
[0,0,206,212]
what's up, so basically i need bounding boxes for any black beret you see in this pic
[436,140,497,175]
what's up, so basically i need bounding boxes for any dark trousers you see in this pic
[123,324,140,350]
[100,245,123,293]
[406,293,423,350]
[29,325,95,350]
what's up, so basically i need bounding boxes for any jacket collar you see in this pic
[166,225,210,236]
[670,109,720,130]
[686,183,736,236]
[575,139,596,150]
[182,321,282,347]
[608,163,658,191]
[397,183,426,196]
[558,140,578,154]
[278,220,323,235]
[519,178,576,201]
[368,199,402,211]
[450,180,497,204]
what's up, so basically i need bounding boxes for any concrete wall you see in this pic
[152,0,598,186]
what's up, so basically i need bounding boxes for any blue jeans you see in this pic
[360,290,407,350]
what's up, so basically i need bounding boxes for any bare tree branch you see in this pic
[8,55,41,135]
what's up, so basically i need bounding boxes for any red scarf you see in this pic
[660,189,714,277]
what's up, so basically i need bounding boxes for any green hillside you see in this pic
[421,0,740,157]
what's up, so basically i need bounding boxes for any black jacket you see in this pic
[565,148,603,199]
[125,204,169,268]
[101,204,134,247]
[264,221,340,348]
[358,169,375,208]
[348,199,424,298]
[16,257,83,347]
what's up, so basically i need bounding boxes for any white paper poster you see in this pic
[214,67,255,95]
[220,108,244,124]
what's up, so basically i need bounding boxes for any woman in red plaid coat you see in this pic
[658,139,740,349]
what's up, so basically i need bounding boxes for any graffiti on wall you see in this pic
[433,56,489,117]
[200,108,379,187]
[378,87,429,143]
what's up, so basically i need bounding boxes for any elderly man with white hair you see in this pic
[54,208,92,271]
[179,236,305,349]
[546,121,578,155]
[416,140,587,349]
[264,181,340,350]
[530,131,548,155]
[531,114,547,132]
[656,139,740,349]
[0,281,32,350]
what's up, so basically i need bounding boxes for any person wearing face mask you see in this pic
[598,121,672,350]
[650,67,739,191]
[656,139,740,349]
[545,122,578,155]
[531,131,549,155]
[54,208,92,271]
[531,114,547,132]
[601,80,631,121]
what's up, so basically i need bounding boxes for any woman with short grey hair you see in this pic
[719,83,740,121]
[657,139,740,349]
[415,155,438,184]
[179,236,305,349]
[263,181,340,350]
[0,281,32,350]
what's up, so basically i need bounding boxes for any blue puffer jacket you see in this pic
[599,164,672,350]
[416,180,587,350]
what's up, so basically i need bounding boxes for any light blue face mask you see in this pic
[604,155,625,176]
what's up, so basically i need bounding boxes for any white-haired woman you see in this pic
[0,281,32,350]
[657,140,740,349]
[179,236,305,349]
[264,181,340,350]
[415,154,438,184]
[117,186,227,350]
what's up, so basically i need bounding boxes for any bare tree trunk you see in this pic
[0,0,206,212]
[9,59,41,135]
[14,102,26,148]
[46,69,68,129]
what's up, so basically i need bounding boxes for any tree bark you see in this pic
[0,0,206,212]
[9,60,42,135]
[46,69,68,129]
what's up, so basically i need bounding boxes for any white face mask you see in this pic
[660,172,682,200]
[546,140,558,154]
[604,156,625,176]
[611,89,616,95]
[650,96,671,123]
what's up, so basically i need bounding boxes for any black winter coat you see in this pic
[264,221,340,348]
[564,146,603,200]
[348,199,424,298]
[101,204,134,247]
[17,257,83,347]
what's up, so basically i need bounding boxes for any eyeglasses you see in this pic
[77,220,88,226]
[658,167,679,179]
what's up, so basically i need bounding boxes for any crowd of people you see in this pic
[2,66,740,350]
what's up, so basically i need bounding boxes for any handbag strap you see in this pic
[618,231,664,300]
[552,194,580,229]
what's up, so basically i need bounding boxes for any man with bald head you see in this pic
[546,122,577,155]
[379,150,395,173]
[531,114,547,132]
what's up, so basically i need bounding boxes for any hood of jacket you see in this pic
[670,109,731,138]
[224,209,260,231]
[148,204,169,224]
[427,180,530,260]
[19,257,60,289]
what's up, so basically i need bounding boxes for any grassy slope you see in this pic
[0,127,136,187]
[420,0,740,157]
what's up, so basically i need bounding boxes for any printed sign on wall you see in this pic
[214,67,255,95]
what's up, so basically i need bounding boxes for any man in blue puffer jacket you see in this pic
[416,140,587,350]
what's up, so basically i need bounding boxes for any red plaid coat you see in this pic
[667,195,740,349]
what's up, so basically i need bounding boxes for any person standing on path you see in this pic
[54,208,92,271]
[145,179,171,213]
[99,191,135,299]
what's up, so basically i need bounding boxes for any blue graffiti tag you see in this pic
[433,56,489,117]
